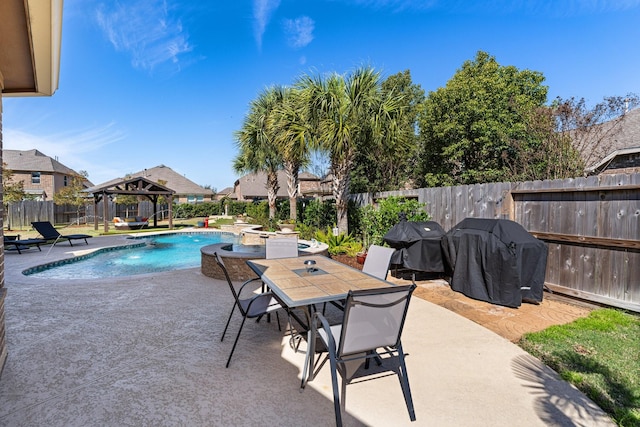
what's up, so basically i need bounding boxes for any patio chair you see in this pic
[31,221,92,246]
[324,244,396,315]
[265,236,299,259]
[4,235,47,254]
[265,237,302,347]
[215,252,282,368]
[362,244,396,280]
[303,284,417,426]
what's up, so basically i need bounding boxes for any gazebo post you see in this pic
[93,194,99,231]
[152,197,158,228]
[103,191,109,233]
[168,195,173,229]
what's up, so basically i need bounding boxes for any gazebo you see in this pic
[87,177,175,232]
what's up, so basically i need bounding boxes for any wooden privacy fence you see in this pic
[4,201,55,230]
[3,200,167,229]
[353,172,640,312]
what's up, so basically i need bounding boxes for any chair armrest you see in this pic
[312,312,338,355]
[237,277,263,295]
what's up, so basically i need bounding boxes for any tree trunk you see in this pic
[332,158,351,234]
[266,169,279,219]
[284,161,299,221]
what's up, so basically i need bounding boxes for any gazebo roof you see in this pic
[86,176,175,197]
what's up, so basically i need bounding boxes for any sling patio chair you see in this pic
[265,236,299,259]
[31,221,92,246]
[324,244,397,315]
[362,244,396,280]
[302,284,418,426]
[214,252,282,368]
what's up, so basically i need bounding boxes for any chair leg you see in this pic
[397,345,416,421]
[226,315,248,368]
[221,304,237,342]
[328,352,343,427]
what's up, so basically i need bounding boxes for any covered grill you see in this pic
[383,217,446,273]
[441,218,548,308]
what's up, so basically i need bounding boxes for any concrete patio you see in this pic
[0,235,613,426]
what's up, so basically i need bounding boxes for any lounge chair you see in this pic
[31,221,92,246]
[4,235,47,254]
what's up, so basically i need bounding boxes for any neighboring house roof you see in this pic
[3,149,79,176]
[579,107,640,172]
[215,187,236,199]
[233,171,322,199]
[91,165,213,196]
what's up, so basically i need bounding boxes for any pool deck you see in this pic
[0,234,614,426]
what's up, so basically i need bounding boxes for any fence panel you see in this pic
[353,172,639,312]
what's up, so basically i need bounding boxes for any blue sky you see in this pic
[4,0,640,191]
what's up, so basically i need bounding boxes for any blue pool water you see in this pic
[24,232,239,279]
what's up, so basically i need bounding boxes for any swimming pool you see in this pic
[23,232,239,279]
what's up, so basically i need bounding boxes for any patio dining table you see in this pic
[246,255,395,312]
[246,255,397,383]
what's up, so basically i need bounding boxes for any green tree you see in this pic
[53,171,90,225]
[114,194,138,218]
[417,51,548,186]
[351,70,425,193]
[234,86,285,219]
[2,163,27,230]
[298,66,406,233]
[270,87,312,221]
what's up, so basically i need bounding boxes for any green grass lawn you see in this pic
[519,309,640,426]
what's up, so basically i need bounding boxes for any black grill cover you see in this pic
[383,219,446,273]
[441,218,548,308]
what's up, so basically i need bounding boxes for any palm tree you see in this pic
[298,66,406,234]
[233,86,285,219]
[270,87,312,221]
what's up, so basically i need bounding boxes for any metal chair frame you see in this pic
[303,284,417,426]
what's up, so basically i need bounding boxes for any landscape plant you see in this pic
[357,196,430,248]
[314,226,363,256]
[300,198,336,231]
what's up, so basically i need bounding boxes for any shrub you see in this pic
[315,226,363,256]
[358,196,430,248]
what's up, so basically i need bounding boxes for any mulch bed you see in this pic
[329,254,363,270]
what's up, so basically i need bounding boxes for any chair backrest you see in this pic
[265,237,299,259]
[362,244,396,280]
[338,284,416,357]
[213,252,241,304]
[31,221,61,239]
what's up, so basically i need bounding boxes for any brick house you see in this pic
[229,171,330,201]
[3,149,91,200]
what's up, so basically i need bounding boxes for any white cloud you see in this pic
[95,0,194,73]
[283,16,315,48]
[3,123,126,183]
[253,0,282,50]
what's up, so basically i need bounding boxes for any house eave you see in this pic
[1,0,63,97]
